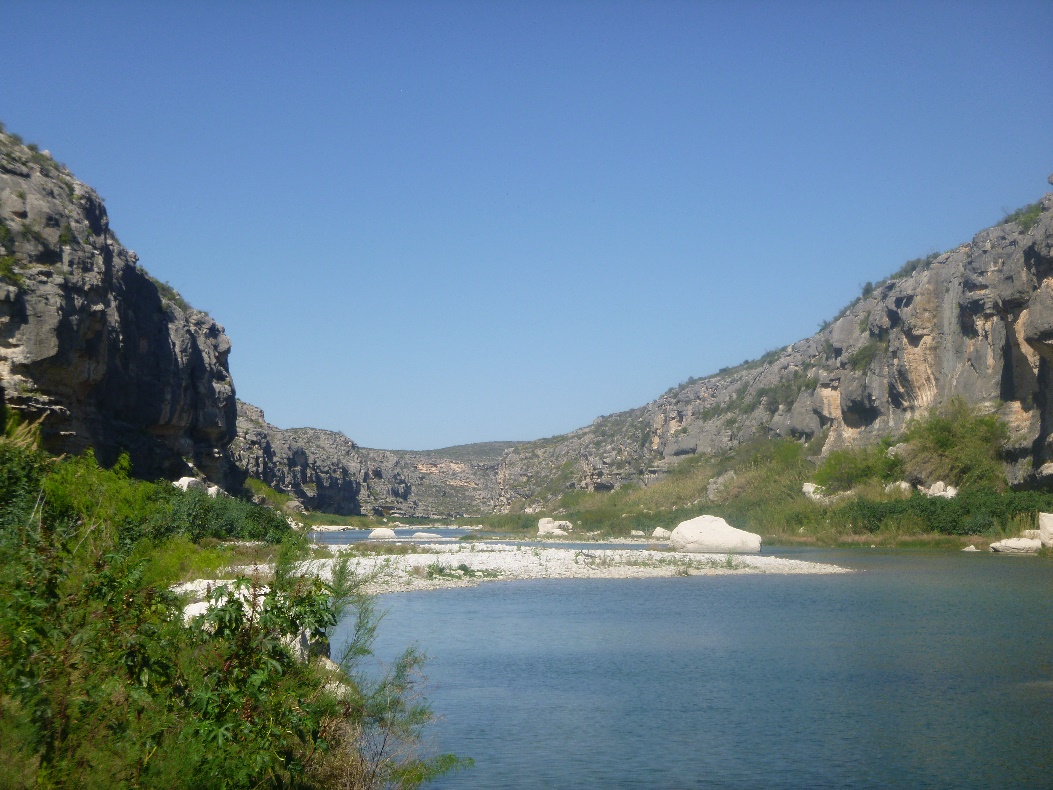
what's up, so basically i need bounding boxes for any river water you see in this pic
[332,548,1053,788]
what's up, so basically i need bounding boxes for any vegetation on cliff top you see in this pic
[0,421,463,788]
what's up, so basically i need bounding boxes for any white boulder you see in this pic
[962,545,980,552]
[1039,512,1053,548]
[921,481,958,499]
[368,527,398,540]
[412,532,442,539]
[630,530,645,536]
[173,476,205,492]
[669,515,761,554]
[990,538,1042,554]
[651,527,672,540]
[538,517,573,536]
[884,481,912,495]
[802,482,826,501]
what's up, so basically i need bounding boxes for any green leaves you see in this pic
[0,444,462,787]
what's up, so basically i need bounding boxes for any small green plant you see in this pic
[847,339,886,372]
[890,252,939,280]
[0,219,12,252]
[1002,201,1044,233]
[57,223,74,246]
[146,273,193,311]
[0,256,22,287]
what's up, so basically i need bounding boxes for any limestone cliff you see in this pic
[230,400,516,517]
[0,129,240,486]
[497,187,1053,503]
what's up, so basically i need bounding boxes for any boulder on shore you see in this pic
[412,532,442,539]
[368,528,397,540]
[989,537,1042,554]
[669,515,761,554]
[1039,512,1053,548]
[173,476,205,492]
[538,517,573,536]
[652,527,671,540]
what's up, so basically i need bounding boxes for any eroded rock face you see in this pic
[496,190,1053,500]
[0,130,240,486]
[230,400,517,517]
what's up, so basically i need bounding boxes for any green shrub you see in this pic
[1002,200,1044,233]
[890,252,939,280]
[847,338,886,371]
[813,444,902,493]
[0,441,465,787]
[834,488,1053,536]
[901,398,1007,489]
[0,255,23,287]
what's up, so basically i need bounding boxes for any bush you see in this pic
[834,488,1053,536]
[0,441,465,787]
[901,398,1007,489]
[813,444,901,493]
[1002,201,1044,233]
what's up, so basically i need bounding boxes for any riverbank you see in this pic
[296,543,852,595]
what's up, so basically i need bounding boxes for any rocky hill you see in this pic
[0,127,241,487]
[497,184,1053,505]
[230,400,517,517]
[231,181,1053,517]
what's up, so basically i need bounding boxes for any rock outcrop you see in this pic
[230,400,516,517]
[496,186,1053,503]
[0,128,240,486]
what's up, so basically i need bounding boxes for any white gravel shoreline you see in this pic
[300,542,852,595]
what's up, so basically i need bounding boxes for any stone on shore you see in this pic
[652,527,671,540]
[962,545,980,552]
[1039,512,1053,547]
[990,537,1042,553]
[412,532,442,539]
[368,528,398,540]
[173,476,205,492]
[538,517,573,536]
[669,515,761,554]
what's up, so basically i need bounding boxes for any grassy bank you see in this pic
[459,400,1053,550]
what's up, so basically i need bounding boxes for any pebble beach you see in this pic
[301,542,852,595]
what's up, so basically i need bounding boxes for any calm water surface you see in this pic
[333,548,1053,788]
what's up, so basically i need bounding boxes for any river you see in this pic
[332,547,1053,788]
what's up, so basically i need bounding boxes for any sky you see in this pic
[3,1,1051,450]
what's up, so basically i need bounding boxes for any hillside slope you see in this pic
[231,400,516,517]
[0,128,241,486]
[496,185,1053,505]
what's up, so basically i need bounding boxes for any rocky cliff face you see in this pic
[230,400,516,517]
[0,129,240,486]
[231,186,1053,516]
[497,188,1053,503]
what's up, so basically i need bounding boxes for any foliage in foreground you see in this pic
[0,440,465,788]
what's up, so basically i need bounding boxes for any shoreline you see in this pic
[299,542,852,595]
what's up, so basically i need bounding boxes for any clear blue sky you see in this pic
[4,1,1051,449]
